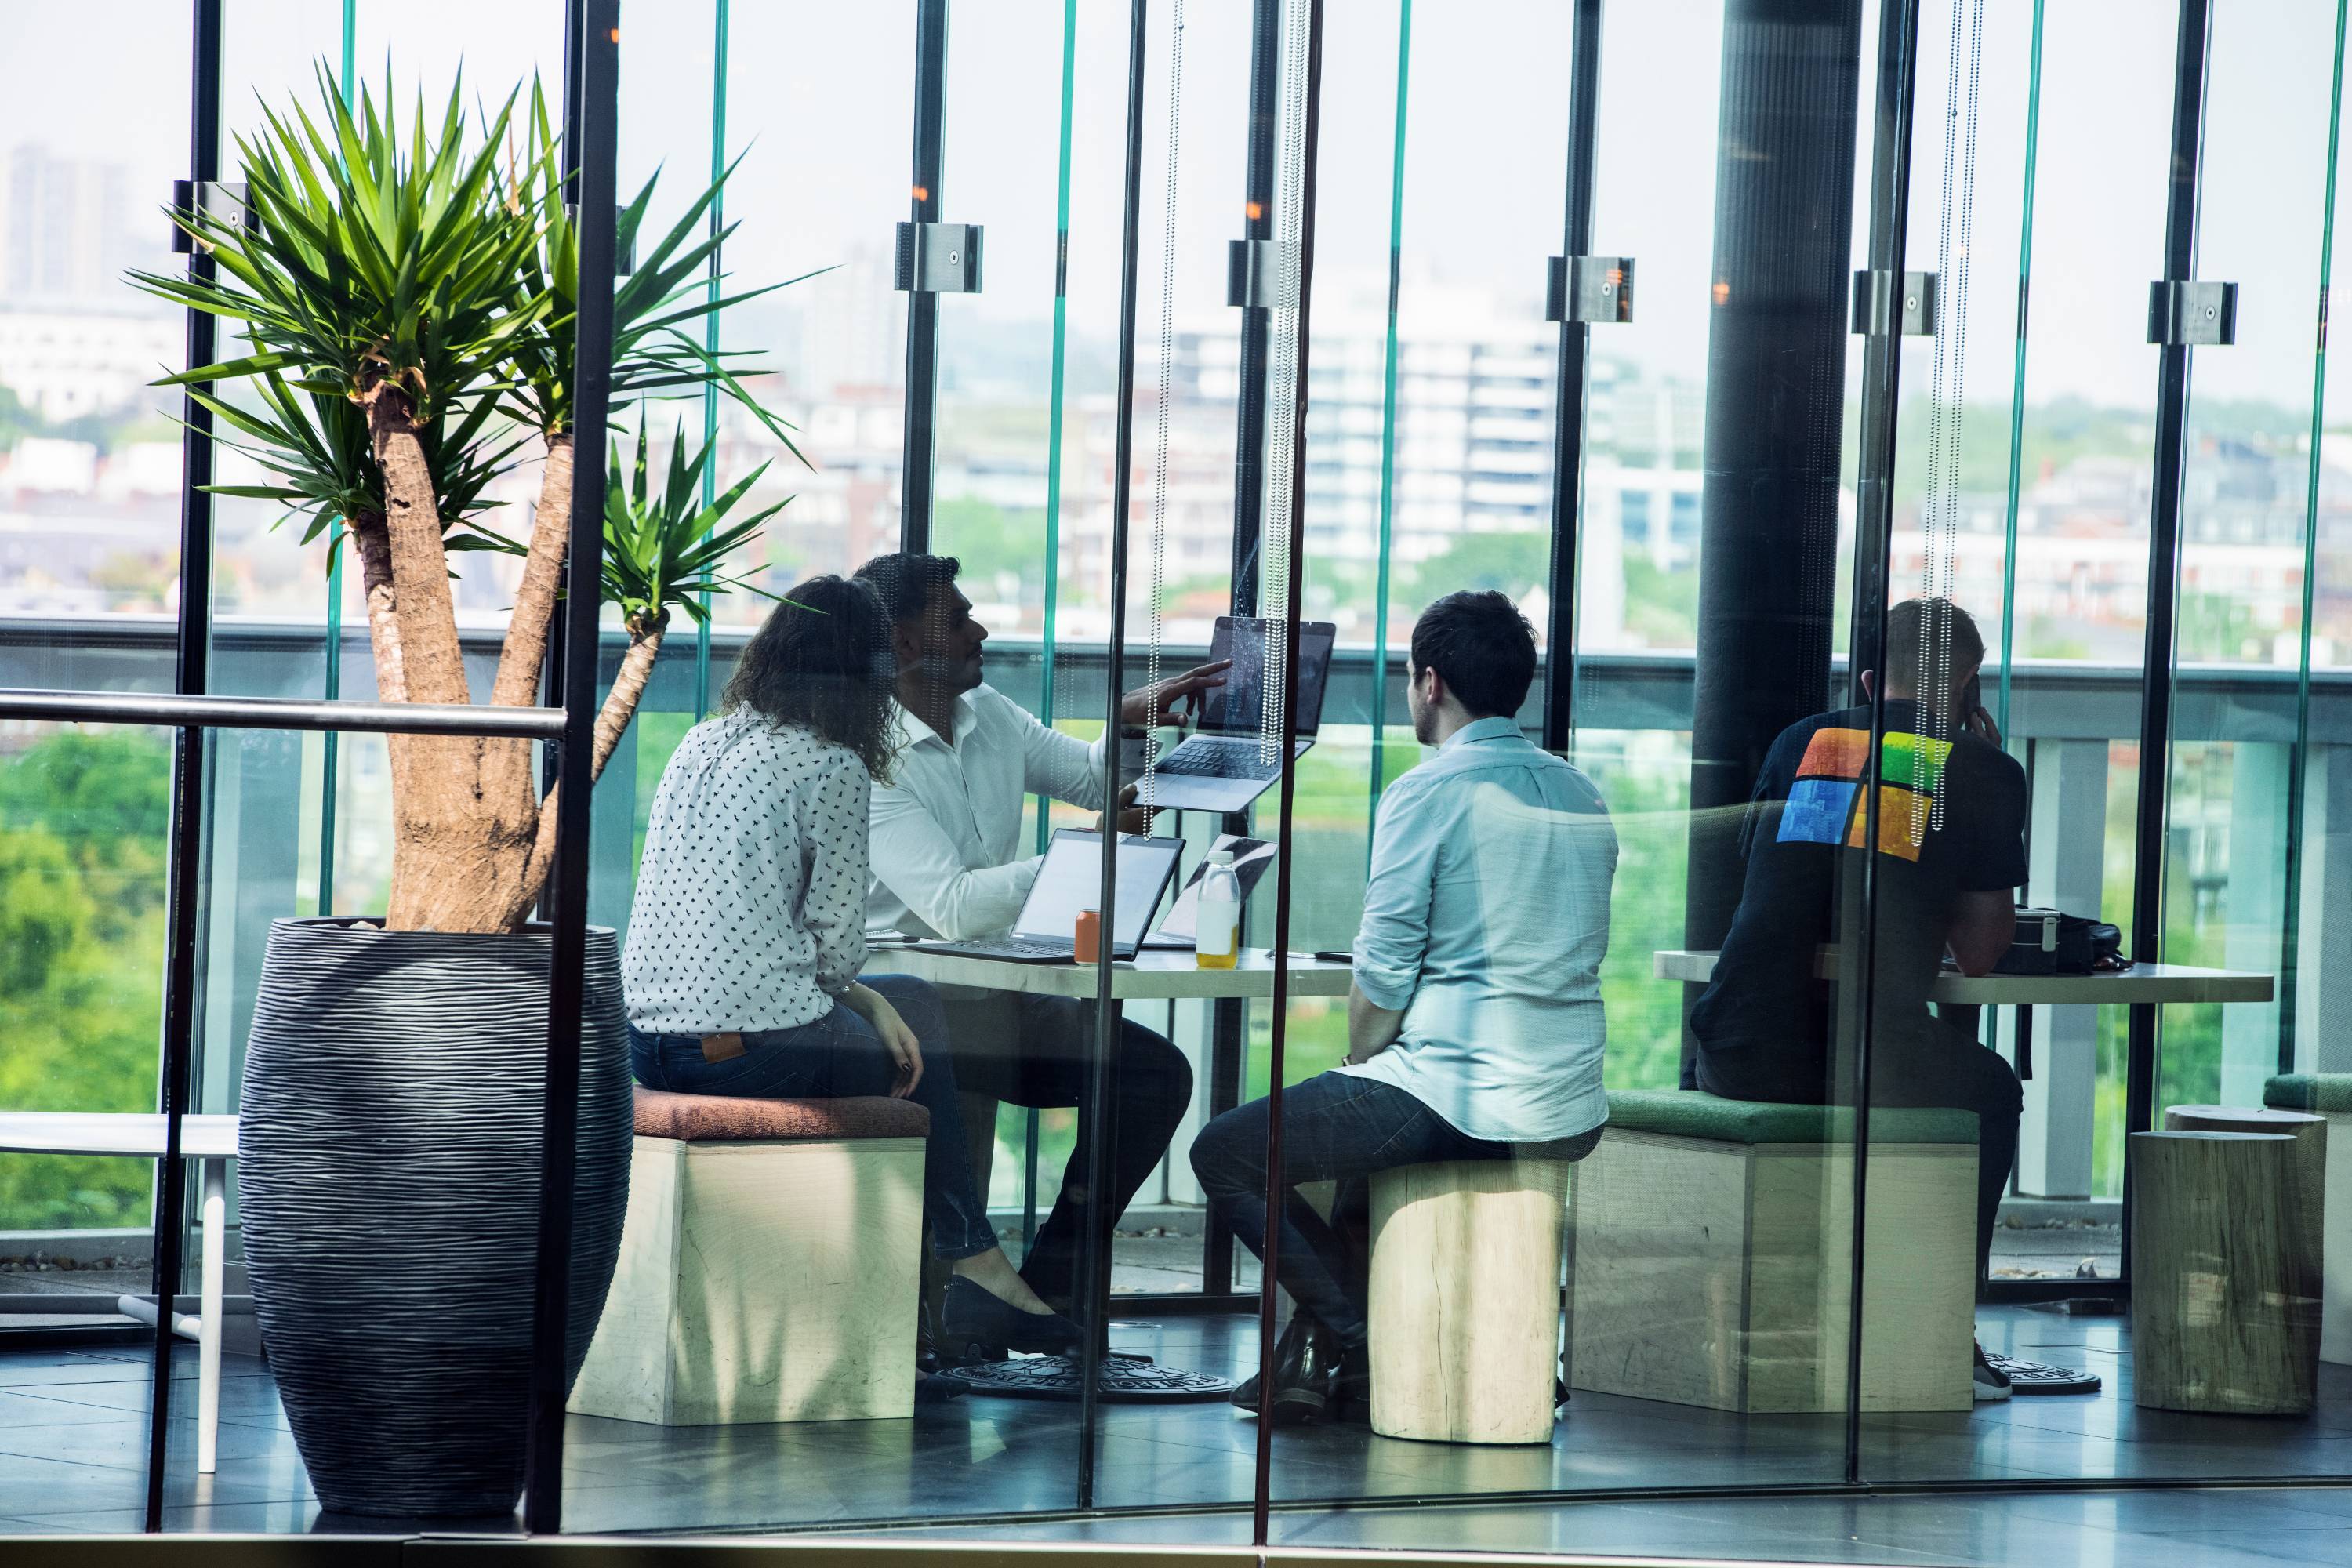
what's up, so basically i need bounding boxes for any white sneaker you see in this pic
[1973,1342,2013,1403]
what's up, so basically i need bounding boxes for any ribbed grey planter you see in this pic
[238,916,632,1518]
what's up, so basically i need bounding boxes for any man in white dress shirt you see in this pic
[856,552,1229,1337]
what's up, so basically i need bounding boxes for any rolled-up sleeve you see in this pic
[1352,777,1436,1011]
[1021,706,1109,811]
[803,757,873,993]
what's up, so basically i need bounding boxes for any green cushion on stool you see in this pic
[1606,1088,1978,1146]
[2264,1074,2352,1113]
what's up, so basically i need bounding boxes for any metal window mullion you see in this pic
[143,0,223,1534]
[1248,0,1327,1544]
[1076,0,1153,1510]
[1025,0,1083,1258]
[1993,0,2048,740]
[1202,0,1286,1304]
[901,0,949,552]
[318,0,359,917]
[1364,0,1413,841]
[1842,0,1925,1494]
[1228,0,1282,615]
[694,0,731,723]
[522,0,619,1535]
[2278,0,2350,1075]
[2122,0,2217,1284]
[1541,0,1603,754]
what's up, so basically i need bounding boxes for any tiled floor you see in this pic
[4,1305,2352,1565]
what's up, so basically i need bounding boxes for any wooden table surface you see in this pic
[866,945,1355,1001]
[1652,949,2275,1007]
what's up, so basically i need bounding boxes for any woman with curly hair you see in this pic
[623,575,1078,1355]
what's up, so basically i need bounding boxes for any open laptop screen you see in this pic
[1196,616,1338,739]
[1011,829,1184,947]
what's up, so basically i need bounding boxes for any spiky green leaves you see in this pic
[134,65,552,423]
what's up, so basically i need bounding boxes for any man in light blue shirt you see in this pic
[1192,591,1617,1425]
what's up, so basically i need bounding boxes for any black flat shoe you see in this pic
[1231,1312,1318,1414]
[943,1276,1084,1356]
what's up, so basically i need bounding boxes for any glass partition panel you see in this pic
[2155,0,2337,1133]
[0,0,193,1534]
[710,2,917,621]
[0,4,189,688]
[1243,0,1882,1528]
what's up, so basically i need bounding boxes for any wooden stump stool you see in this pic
[2131,1129,2319,1416]
[571,1087,929,1426]
[2165,1104,2325,1312]
[2266,1074,2352,1363]
[1367,1152,1573,1444]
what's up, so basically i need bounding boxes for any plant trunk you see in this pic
[347,510,406,704]
[489,429,574,709]
[505,613,667,927]
[369,384,542,934]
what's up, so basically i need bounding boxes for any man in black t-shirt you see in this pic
[1690,597,2027,1400]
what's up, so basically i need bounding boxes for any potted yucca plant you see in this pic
[130,67,802,1518]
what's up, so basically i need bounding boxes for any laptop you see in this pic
[1138,616,1338,815]
[906,828,1185,964]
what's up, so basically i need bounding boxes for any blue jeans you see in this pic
[628,974,996,1261]
[1191,1072,1599,1348]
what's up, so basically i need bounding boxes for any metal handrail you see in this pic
[0,688,567,739]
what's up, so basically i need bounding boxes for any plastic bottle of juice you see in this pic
[1195,850,1242,970]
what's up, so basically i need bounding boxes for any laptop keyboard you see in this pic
[1163,735,1283,779]
[937,938,1073,959]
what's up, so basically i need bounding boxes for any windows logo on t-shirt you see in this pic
[1775,727,1953,863]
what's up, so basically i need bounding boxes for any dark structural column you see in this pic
[1681,0,1864,1082]
[523,0,619,1533]
[1200,0,1285,1301]
[2122,0,2216,1267]
[144,0,223,1532]
[902,0,949,550]
[1541,0,1604,751]
[1228,0,1281,615]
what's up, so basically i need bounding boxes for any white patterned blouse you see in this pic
[622,710,871,1035]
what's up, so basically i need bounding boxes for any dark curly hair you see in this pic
[720,575,899,784]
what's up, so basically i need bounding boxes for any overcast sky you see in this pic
[7,0,2343,416]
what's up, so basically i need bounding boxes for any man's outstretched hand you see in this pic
[1120,659,1232,731]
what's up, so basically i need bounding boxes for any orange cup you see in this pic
[1073,908,1102,964]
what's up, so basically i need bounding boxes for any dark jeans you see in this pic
[1696,1011,2023,1282]
[1189,1071,1601,1349]
[942,993,1192,1309]
[628,974,996,1261]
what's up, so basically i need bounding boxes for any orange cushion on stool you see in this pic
[632,1085,929,1142]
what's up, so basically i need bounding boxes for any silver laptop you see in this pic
[1138,616,1338,815]
[906,829,1184,964]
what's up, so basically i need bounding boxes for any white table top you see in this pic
[0,1112,239,1160]
[1652,949,2275,1006]
[866,945,1355,1000]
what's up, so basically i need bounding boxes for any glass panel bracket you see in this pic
[896,221,984,294]
[1227,238,1300,310]
[168,180,254,251]
[2147,279,2238,346]
[1850,268,1937,336]
[1545,255,1635,323]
